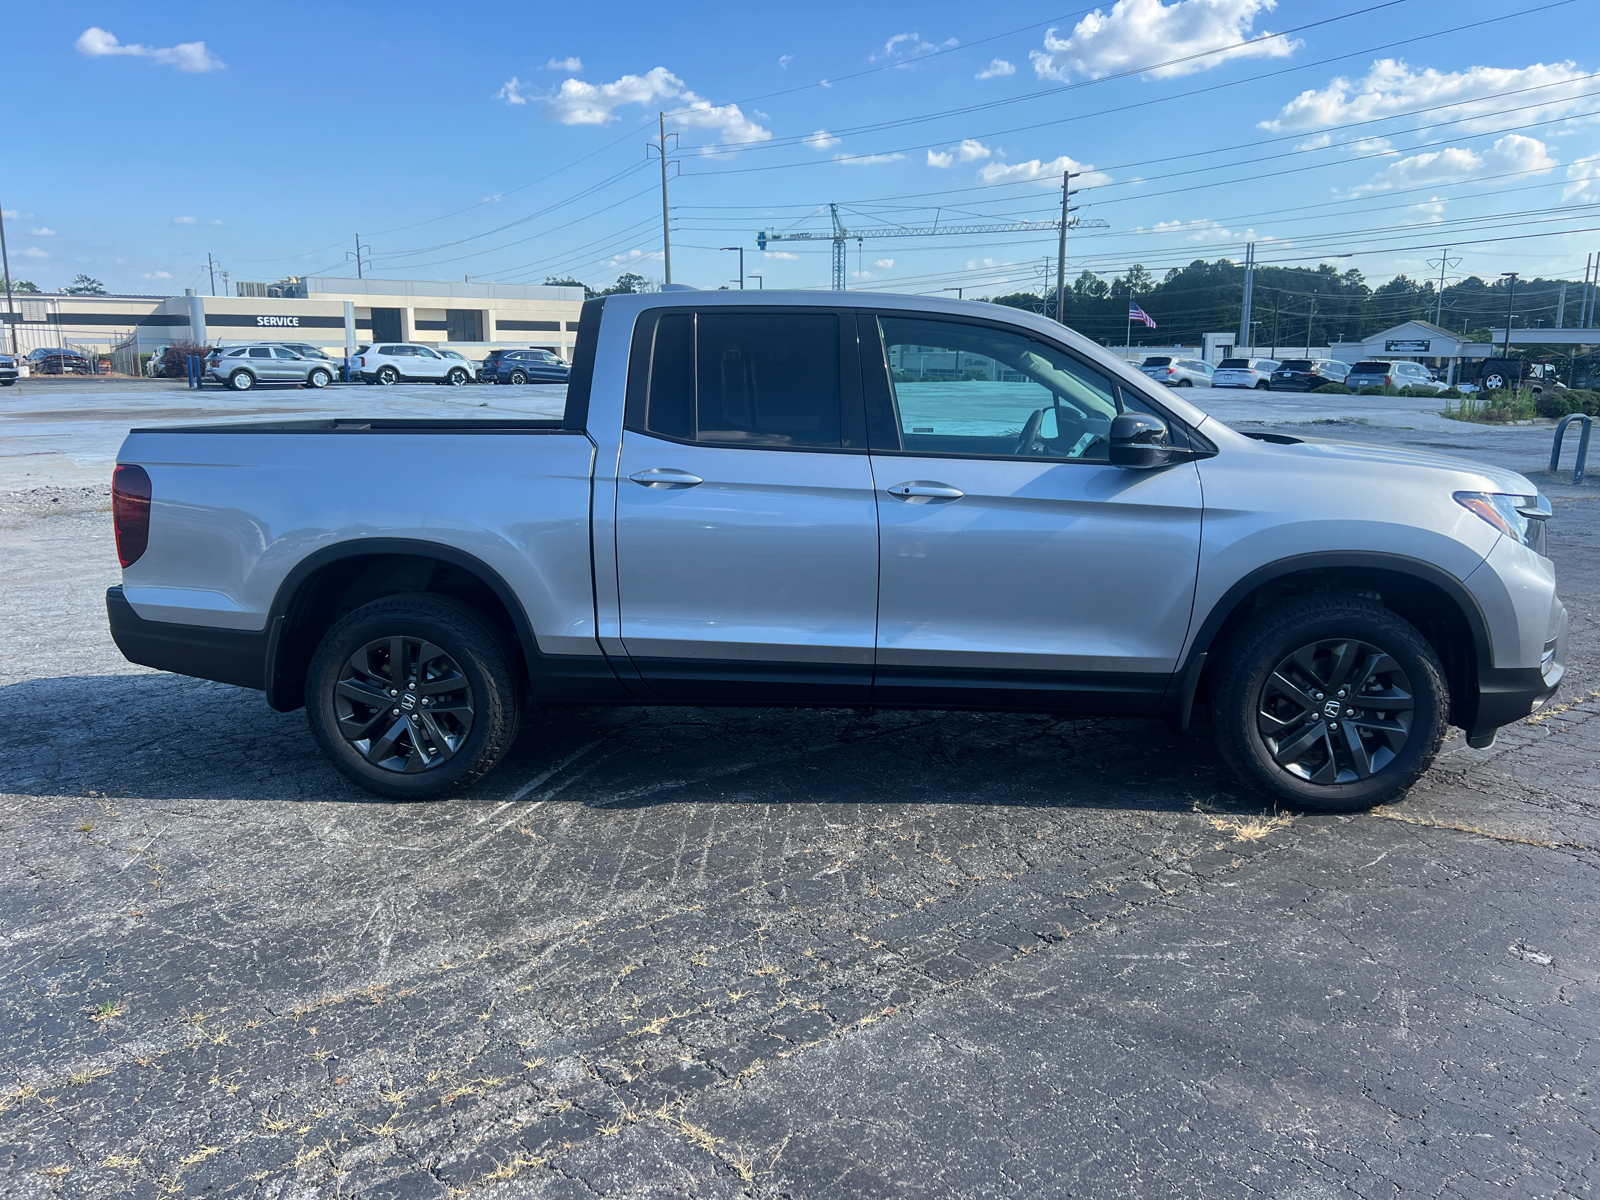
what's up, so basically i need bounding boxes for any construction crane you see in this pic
[756,202,1109,291]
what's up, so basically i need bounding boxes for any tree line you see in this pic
[986,259,1583,348]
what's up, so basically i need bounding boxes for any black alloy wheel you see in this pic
[1212,596,1447,811]
[508,369,528,385]
[331,635,475,774]
[376,366,399,385]
[1256,639,1413,785]
[306,595,521,798]
[228,370,255,391]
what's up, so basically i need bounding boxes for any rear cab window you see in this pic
[627,308,852,450]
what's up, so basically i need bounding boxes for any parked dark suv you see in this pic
[1270,359,1349,391]
[26,347,92,375]
[480,348,569,385]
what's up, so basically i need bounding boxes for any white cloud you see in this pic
[779,54,796,69]
[172,216,197,225]
[976,58,1016,79]
[764,251,800,260]
[1147,217,1283,246]
[482,194,503,203]
[804,129,841,150]
[1410,197,1447,224]
[1562,154,1600,203]
[546,67,769,146]
[966,258,1001,270]
[1031,0,1296,82]
[875,258,895,269]
[872,33,958,63]
[31,227,55,236]
[834,152,906,166]
[927,149,954,168]
[23,247,48,258]
[1348,137,1396,156]
[0,209,21,219]
[75,27,224,72]
[1353,134,1556,193]
[1263,59,1594,133]
[977,154,1111,188]
[496,76,531,105]
[1294,132,1333,151]
[956,138,992,162]
[601,248,664,269]
[546,56,582,72]
[142,270,173,280]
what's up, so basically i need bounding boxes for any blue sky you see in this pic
[6,0,1600,298]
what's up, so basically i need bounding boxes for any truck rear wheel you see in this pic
[1210,596,1448,812]
[305,595,521,799]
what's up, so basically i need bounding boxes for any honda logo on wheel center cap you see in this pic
[1322,700,1342,719]
[400,693,418,712]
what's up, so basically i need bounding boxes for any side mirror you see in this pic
[1109,412,1173,470]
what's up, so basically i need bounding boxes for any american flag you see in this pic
[1129,302,1157,329]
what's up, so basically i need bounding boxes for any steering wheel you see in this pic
[1013,408,1046,456]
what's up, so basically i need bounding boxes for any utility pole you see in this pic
[348,235,371,279]
[1583,255,1593,329]
[648,113,677,286]
[1557,280,1568,329]
[1500,272,1519,357]
[1270,293,1280,358]
[207,253,217,296]
[1237,241,1255,351]
[0,194,15,355]
[1305,297,1316,356]
[1055,172,1071,324]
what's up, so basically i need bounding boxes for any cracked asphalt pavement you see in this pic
[1,401,1597,1198]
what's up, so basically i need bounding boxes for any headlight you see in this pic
[1455,491,1551,554]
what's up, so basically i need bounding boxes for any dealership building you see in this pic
[0,276,585,366]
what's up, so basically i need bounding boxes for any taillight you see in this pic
[1384,375,1393,387]
[112,464,151,568]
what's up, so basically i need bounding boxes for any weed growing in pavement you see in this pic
[90,1000,123,1022]
[1443,387,1537,424]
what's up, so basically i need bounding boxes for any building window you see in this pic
[446,309,485,341]
[496,319,561,332]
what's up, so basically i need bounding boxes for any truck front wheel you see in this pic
[1210,596,1448,811]
[305,595,521,799]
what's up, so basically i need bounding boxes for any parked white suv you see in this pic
[1211,358,1279,390]
[352,343,474,386]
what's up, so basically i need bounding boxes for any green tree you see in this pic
[1,276,40,294]
[64,274,107,295]
[600,272,650,296]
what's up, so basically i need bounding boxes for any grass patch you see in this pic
[1442,387,1537,424]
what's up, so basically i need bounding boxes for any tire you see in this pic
[228,370,255,392]
[1210,595,1448,812]
[307,368,332,389]
[305,595,521,799]
[1177,378,1192,387]
[447,368,468,386]
[1255,380,1270,390]
[376,366,399,385]
[1482,373,1507,391]
[508,369,528,386]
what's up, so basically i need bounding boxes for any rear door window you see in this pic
[636,310,844,449]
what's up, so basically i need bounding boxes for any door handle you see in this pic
[629,468,704,488]
[887,481,964,502]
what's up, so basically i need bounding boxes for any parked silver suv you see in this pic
[1140,356,1213,387]
[207,344,338,391]
[1345,360,1449,394]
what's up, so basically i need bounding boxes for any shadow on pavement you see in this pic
[2,672,1252,813]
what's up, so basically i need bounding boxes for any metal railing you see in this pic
[1550,413,1593,485]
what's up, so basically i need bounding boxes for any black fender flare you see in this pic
[1164,550,1494,725]
[262,537,624,711]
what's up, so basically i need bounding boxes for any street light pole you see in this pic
[942,287,964,300]
[748,273,763,290]
[719,247,744,289]
[0,195,15,355]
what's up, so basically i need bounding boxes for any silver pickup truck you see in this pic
[107,291,1566,811]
